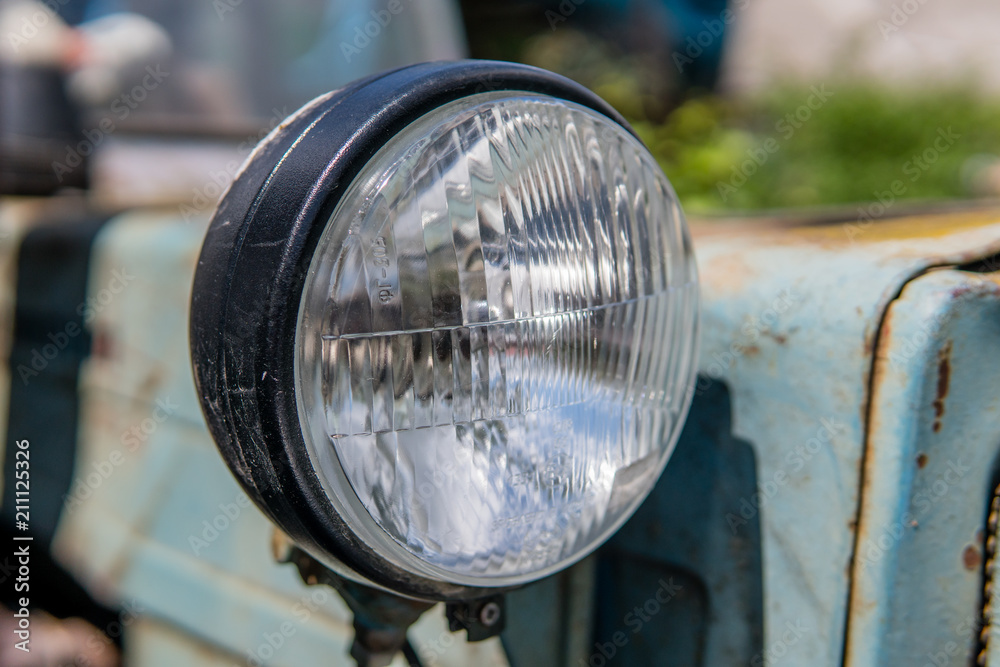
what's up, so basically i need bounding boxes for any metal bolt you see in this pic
[479,601,501,627]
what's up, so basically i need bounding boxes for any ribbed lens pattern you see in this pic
[296,94,698,585]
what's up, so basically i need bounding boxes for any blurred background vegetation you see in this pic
[633,83,1000,214]
[459,2,1000,216]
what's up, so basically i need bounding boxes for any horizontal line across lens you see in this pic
[318,288,693,340]
[321,290,688,437]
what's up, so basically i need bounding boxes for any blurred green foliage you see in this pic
[632,84,1000,214]
[516,27,1000,215]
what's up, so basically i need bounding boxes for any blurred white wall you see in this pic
[721,0,1000,95]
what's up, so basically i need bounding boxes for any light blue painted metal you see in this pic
[693,211,1000,665]
[846,266,1000,665]
[49,203,1000,667]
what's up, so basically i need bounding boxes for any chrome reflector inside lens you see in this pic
[296,92,698,586]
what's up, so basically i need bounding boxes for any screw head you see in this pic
[479,601,502,627]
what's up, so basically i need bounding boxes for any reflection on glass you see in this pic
[297,93,698,585]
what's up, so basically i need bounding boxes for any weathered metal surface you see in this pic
[691,207,1000,665]
[52,210,508,667]
[46,201,1000,666]
[846,267,1000,665]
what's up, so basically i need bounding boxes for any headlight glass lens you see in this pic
[296,92,698,586]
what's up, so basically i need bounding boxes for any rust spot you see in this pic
[916,453,928,469]
[963,544,982,571]
[864,333,875,356]
[699,250,758,291]
[932,341,952,433]
[865,316,888,356]
[765,332,787,344]
[743,345,761,357]
[138,366,165,404]
[92,328,113,358]
[977,529,986,545]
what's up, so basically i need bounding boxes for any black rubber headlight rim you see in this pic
[189,60,638,601]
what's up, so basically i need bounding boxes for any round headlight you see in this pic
[191,61,698,600]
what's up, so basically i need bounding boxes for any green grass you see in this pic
[629,84,1000,214]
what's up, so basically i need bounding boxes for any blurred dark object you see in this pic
[0,63,88,195]
[0,212,122,659]
[457,0,730,119]
[2,213,110,544]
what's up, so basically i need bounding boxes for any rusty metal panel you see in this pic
[692,209,1000,665]
[846,267,1000,665]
